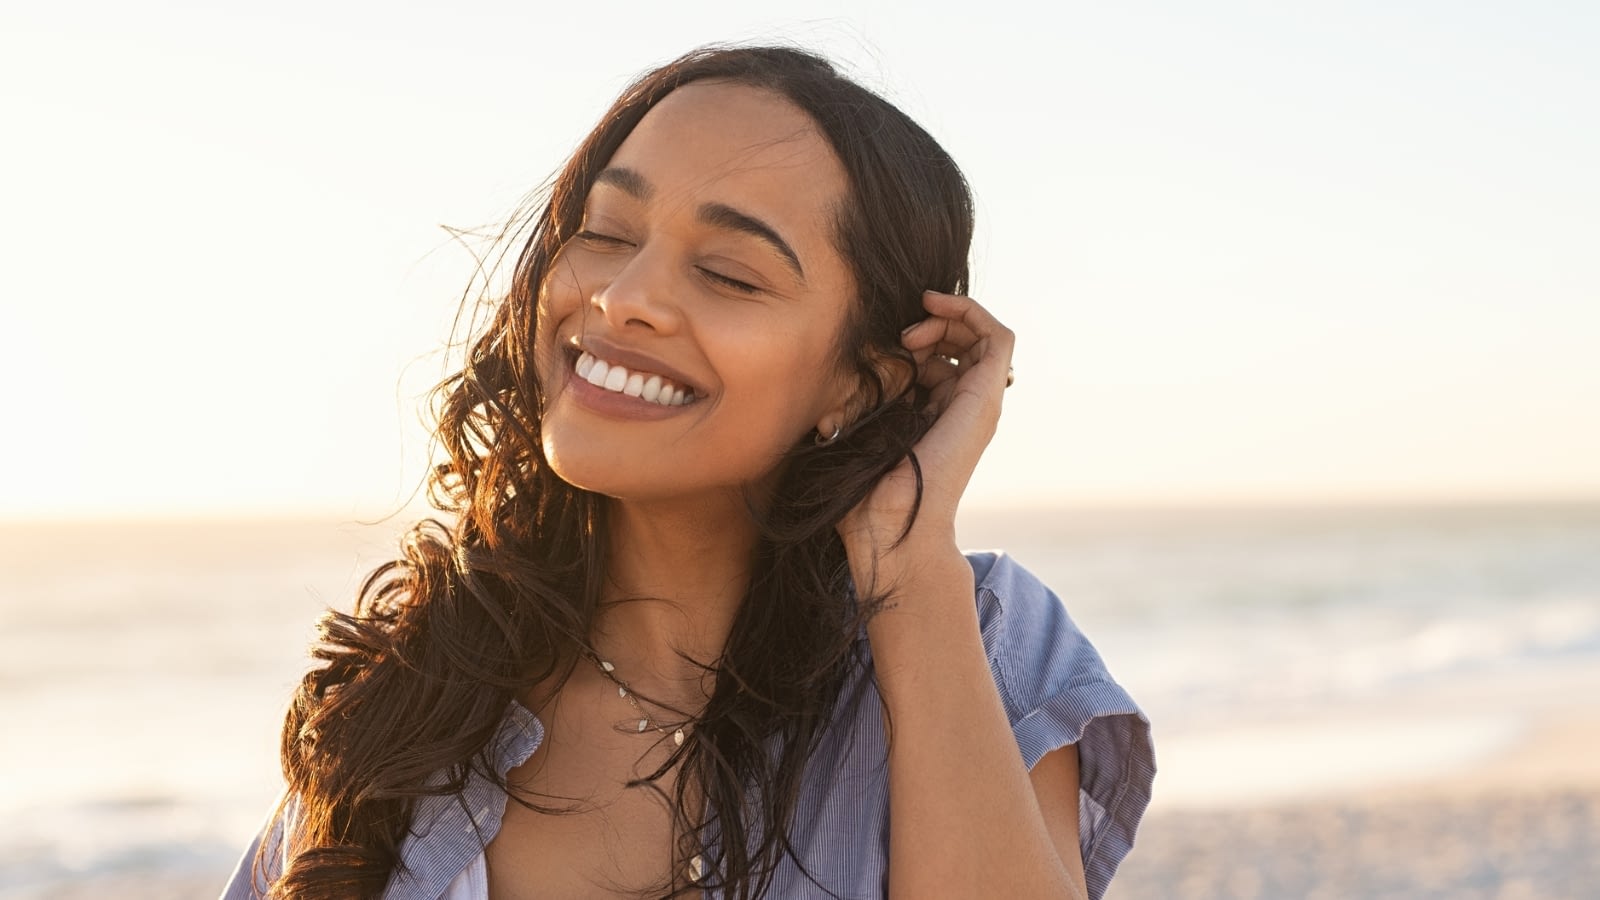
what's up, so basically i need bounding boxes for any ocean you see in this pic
[3,502,1598,896]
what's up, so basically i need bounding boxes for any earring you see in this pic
[815,423,842,445]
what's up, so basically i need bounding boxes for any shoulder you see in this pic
[962,550,1156,898]
[953,550,1158,890]
[964,551,1122,722]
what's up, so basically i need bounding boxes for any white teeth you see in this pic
[573,350,693,406]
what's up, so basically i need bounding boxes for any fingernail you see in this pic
[901,321,918,335]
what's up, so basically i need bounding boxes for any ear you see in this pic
[815,347,915,436]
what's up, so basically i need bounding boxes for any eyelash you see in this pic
[698,268,760,294]
[574,231,761,295]
[574,229,628,247]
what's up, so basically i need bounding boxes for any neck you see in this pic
[590,490,759,699]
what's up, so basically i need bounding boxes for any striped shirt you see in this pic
[220,552,1155,899]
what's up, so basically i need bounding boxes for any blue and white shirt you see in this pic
[221,552,1156,899]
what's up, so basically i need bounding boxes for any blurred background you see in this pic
[2,1,1597,897]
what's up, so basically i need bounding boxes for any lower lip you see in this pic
[562,364,701,421]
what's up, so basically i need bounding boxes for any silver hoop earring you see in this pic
[815,424,842,445]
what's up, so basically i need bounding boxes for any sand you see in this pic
[1106,712,1600,900]
[1106,788,1600,900]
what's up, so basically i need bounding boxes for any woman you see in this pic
[221,45,1153,900]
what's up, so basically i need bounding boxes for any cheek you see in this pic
[534,254,598,364]
[718,328,844,430]
[539,253,585,315]
[530,291,560,384]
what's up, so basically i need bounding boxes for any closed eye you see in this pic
[699,268,761,294]
[574,229,631,247]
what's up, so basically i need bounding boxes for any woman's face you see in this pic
[535,81,860,505]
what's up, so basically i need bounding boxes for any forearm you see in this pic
[857,544,1085,900]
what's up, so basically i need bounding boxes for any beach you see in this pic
[1098,543,1600,900]
[1107,709,1600,899]
[2,504,1597,899]
[1110,786,1600,899]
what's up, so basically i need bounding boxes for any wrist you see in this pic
[843,529,964,592]
[860,550,983,690]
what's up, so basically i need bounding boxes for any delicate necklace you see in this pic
[586,652,705,884]
[586,651,687,747]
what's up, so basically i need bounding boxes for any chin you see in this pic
[540,436,675,502]
[542,432,787,509]
[541,436,626,499]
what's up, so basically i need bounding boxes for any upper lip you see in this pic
[569,334,706,397]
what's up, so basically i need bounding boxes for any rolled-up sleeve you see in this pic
[972,552,1156,900]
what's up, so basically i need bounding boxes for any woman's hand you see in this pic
[837,290,1015,585]
[841,295,1084,898]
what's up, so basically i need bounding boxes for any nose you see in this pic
[591,245,683,335]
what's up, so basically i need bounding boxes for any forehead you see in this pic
[602,81,849,232]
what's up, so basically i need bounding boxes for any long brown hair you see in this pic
[265,45,974,899]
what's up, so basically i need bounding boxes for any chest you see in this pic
[484,702,703,900]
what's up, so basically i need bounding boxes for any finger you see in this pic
[913,330,999,379]
[906,319,997,370]
[913,369,961,417]
[924,336,991,369]
[921,289,999,325]
[912,339,1001,396]
[915,363,962,416]
[921,291,1012,349]
[915,353,961,389]
[907,345,956,377]
[901,314,982,354]
[919,291,1015,392]
[909,342,981,374]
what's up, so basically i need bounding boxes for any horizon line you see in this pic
[5,491,1600,528]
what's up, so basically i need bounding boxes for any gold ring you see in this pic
[1005,366,1015,389]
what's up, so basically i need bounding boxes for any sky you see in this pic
[2,1,1597,519]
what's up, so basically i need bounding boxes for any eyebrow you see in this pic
[592,166,806,282]
[594,166,652,200]
[697,203,805,281]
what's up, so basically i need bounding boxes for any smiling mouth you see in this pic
[573,351,698,407]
